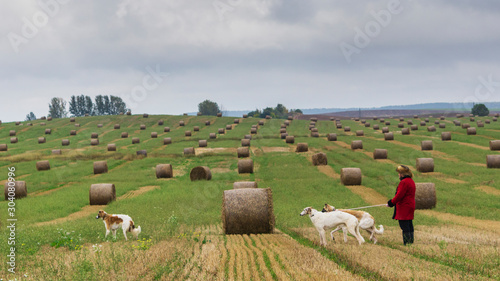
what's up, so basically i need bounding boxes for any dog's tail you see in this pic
[373,224,384,235]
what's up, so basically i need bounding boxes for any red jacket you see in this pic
[388,176,416,220]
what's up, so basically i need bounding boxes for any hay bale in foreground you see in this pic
[237,147,250,158]
[415,183,437,209]
[344,126,351,132]
[158,120,164,125]
[351,140,363,150]
[9,130,16,136]
[312,153,327,166]
[441,132,452,141]
[199,140,208,147]
[222,188,274,234]
[185,131,192,137]
[382,127,389,133]
[38,137,46,144]
[490,140,500,151]
[190,166,212,181]
[62,139,70,146]
[233,181,258,189]
[0,144,7,151]
[179,121,185,126]
[107,144,116,151]
[140,125,146,130]
[164,137,172,145]
[251,128,257,134]
[416,158,434,173]
[226,125,232,130]
[238,159,254,174]
[486,155,500,168]
[402,128,410,135]
[285,136,295,144]
[341,168,362,186]
[36,160,50,171]
[194,126,200,132]
[467,127,476,135]
[218,128,225,134]
[45,129,51,134]
[4,181,27,200]
[258,120,265,126]
[156,164,173,178]
[384,132,394,141]
[296,143,308,152]
[421,140,433,151]
[89,184,116,205]
[373,149,388,159]
[94,161,108,174]
[184,147,195,155]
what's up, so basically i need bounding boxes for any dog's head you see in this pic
[300,207,312,216]
[96,210,107,219]
[322,203,336,213]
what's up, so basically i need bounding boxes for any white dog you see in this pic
[300,207,365,247]
[96,210,141,241]
[322,203,384,244]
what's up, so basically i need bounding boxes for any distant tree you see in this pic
[94,95,106,115]
[247,109,261,118]
[293,109,303,114]
[274,103,288,119]
[198,100,220,116]
[25,112,36,121]
[48,97,67,118]
[84,96,94,116]
[103,95,110,114]
[109,95,127,115]
[471,103,489,117]
[69,95,78,116]
[261,107,275,118]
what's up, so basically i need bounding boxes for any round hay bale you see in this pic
[237,147,250,158]
[9,130,16,136]
[312,153,327,166]
[384,132,394,141]
[284,120,290,126]
[258,120,265,126]
[89,184,116,205]
[136,150,147,157]
[351,140,363,150]
[158,120,164,125]
[91,132,98,138]
[427,126,436,132]
[52,149,61,155]
[140,124,146,130]
[238,159,254,174]
[185,131,192,137]
[209,133,217,139]
[425,118,430,123]
[233,181,258,189]
[285,136,295,144]
[184,147,195,155]
[40,122,46,126]
[194,126,200,132]
[205,121,211,126]
[486,155,500,168]
[280,133,288,139]
[62,139,70,146]
[364,123,371,127]
[489,140,500,151]
[296,143,308,152]
[4,181,27,200]
[27,123,32,126]
[94,161,108,174]
[0,144,8,151]
[265,115,272,119]
[121,132,128,138]
[241,139,251,147]
[234,119,240,124]
[97,124,103,128]
[10,137,18,144]
[462,123,470,129]
[151,132,158,138]
[311,128,318,133]
[434,120,440,125]
[327,133,337,141]
[107,144,116,151]
[496,113,500,117]
[373,124,380,130]
[401,128,410,135]
[217,113,222,117]
[114,124,120,129]
[470,117,475,122]
[179,121,185,126]
[222,188,274,234]
[416,158,434,173]
[252,125,258,128]
[244,135,252,140]
[190,166,212,181]
[36,160,50,171]
[199,140,208,147]
[311,132,319,138]
[126,111,132,115]
[415,183,437,209]
[164,127,170,132]
[399,117,404,122]
[467,127,476,135]
[373,149,387,159]
[494,117,498,122]
[407,120,413,125]
[143,113,149,118]
[477,122,484,127]
[341,168,362,185]
[280,128,287,134]
[344,126,351,132]
[90,139,99,146]
[311,117,318,122]
[454,120,461,126]
[439,123,446,129]
[380,118,385,123]
[226,125,232,130]
[336,124,343,129]
[197,112,202,116]
[441,132,452,141]
[251,128,257,134]
[38,137,46,144]
[156,164,173,178]
[218,128,225,134]
[382,127,389,133]
[356,130,364,136]
[132,137,140,144]
[420,121,426,126]
[385,121,391,125]
[361,119,366,124]
[398,123,404,128]
[70,117,75,122]
[164,137,172,144]
[243,114,248,118]
[421,140,433,151]
[70,130,77,135]
[45,129,51,134]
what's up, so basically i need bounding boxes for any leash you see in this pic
[346,204,387,210]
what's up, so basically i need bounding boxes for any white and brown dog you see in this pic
[322,203,383,244]
[300,207,365,247]
[96,210,141,241]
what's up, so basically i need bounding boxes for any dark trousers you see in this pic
[398,220,414,245]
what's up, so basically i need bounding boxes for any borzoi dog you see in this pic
[300,207,365,247]
[96,210,141,241]
[322,203,384,244]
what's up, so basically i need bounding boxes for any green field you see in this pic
[1,114,499,280]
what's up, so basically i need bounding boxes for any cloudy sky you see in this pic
[1,0,500,121]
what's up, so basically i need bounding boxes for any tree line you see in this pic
[247,104,302,119]
[45,95,128,119]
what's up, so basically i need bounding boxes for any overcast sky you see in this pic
[2,0,500,122]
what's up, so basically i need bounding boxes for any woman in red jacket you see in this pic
[387,165,416,245]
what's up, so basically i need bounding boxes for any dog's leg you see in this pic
[342,226,348,243]
[347,223,365,245]
[318,228,326,247]
[105,229,110,239]
[112,229,117,239]
[367,228,377,244]
[122,228,128,241]
[330,226,341,241]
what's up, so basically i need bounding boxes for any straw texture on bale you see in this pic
[441,132,452,141]
[241,139,250,147]
[415,183,437,209]
[286,136,295,144]
[237,147,250,158]
[327,133,337,141]
[132,137,140,144]
[427,126,436,132]
[9,130,16,136]
[10,138,18,143]
[151,132,158,138]
[0,144,7,151]
[91,139,99,146]
[373,149,388,159]
[295,143,308,152]
[121,132,128,138]
[233,181,258,189]
[467,127,476,135]
[156,164,173,178]
[140,125,146,130]
[486,155,500,168]
[421,140,433,151]
[45,129,51,134]
[416,158,434,173]
[184,147,195,155]
[89,184,116,205]
[194,126,200,131]
[489,140,500,151]
[222,188,274,234]
[251,128,257,134]
[62,139,70,146]
[351,140,363,150]
[199,140,207,147]
[52,149,61,155]
[209,133,216,139]
[36,160,50,171]
[384,132,394,141]
[91,132,98,138]
[312,153,327,166]
[382,127,389,133]
[164,127,170,132]
[4,181,27,200]
[114,124,120,129]
[341,168,362,185]
[356,130,364,136]
[344,126,351,132]
[373,124,380,130]
[185,131,192,137]
[225,125,232,130]
[238,159,254,174]
[179,121,185,126]
[311,132,319,138]
[401,128,410,135]
[107,144,116,151]
[218,128,225,134]
[190,166,212,181]
[164,137,172,144]
[38,137,46,144]
[93,161,108,174]
[136,150,147,157]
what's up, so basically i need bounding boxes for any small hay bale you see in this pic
[40,122,46,126]
[222,188,274,234]
[233,181,258,189]
[380,118,385,123]
[38,137,46,144]
[280,133,288,139]
[94,161,108,174]
[70,117,75,122]
[199,140,208,147]
[0,144,8,151]
[427,126,436,132]
[280,128,287,134]
[265,115,271,119]
[489,140,500,151]
[284,120,290,126]
[205,121,211,126]
[454,120,461,126]
[184,147,195,155]
[62,139,70,146]
[286,136,295,144]
[441,132,452,141]
[344,126,351,132]
[190,166,212,181]
[494,117,498,122]
[243,114,248,118]
[89,184,116,205]
[336,124,343,129]
[407,120,413,125]
[36,160,50,171]
[194,126,200,132]
[114,124,120,129]
[238,159,254,174]
[416,158,434,173]
[151,132,158,138]
[356,130,364,136]
[107,143,116,151]
[9,130,16,136]
[121,132,128,138]
[341,168,362,185]
[295,143,308,152]
[252,125,258,128]
[251,128,257,134]
[10,138,18,144]
[45,129,51,134]
[185,131,192,137]
[75,124,80,127]
[398,123,404,128]
[97,124,103,128]
[425,118,429,123]
[244,135,252,140]
[382,127,389,133]
[373,124,380,130]
[434,120,440,125]
[197,112,202,116]
[52,149,61,155]
[399,117,404,122]
[140,125,146,130]
[143,113,149,118]
[373,149,388,159]
[327,133,337,141]
[156,164,173,178]
[132,137,140,144]
[90,139,99,146]
[415,183,437,209]
[421,140,433,151]
[477,122,484,128]
[311,117,318,122]
[420,121,426,126]
[234,119,240,124]
[4,181,27,200]
[69,130,77,135]
[384,132,394,141]
[486,155,500,168]
[241,139,251,147]
[364,123,371,127]
[226,125,232,130]
[136,150,147,157]
[91,132,98,138]
[385,121,391,125]
[258,120,265,126]
[127,111,131,115]
[209,133,217,139]
[312,153,327,166]
[351,140,363,150]
[164,137,172,144]
[439,123,446,129]
[217,113,222,117]
[467,127,476,135]
[470,117,475,122]
[237,147,250,158]
[158,120,164,125]
[164,127,170,132]
[311,127,318,132]
[401,128,410,135]
[462,123,470,129]
[179,121,185,126]
[311,132,319,138]
[218,128,225,134]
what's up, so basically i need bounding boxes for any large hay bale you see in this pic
[185,131,192,137]
[194,126,200,132]
[401,128,410,135]
[164,127,170,132]
[489,140,500,151]
[184,147,195,155]
[312,153,327,166]
[62,139,70,146]
[52,149,61,155]
[222,188,274,234]
[441,132,452,141]
[136,150,147,157]
[156,164,173,178]
[114,124,120,129]
[218,128,225,134]
[199,140,208,147]
[91,132,98,138]
[382,127,389,133]
[132,137,140,144]
[0,144,7,151]
[179,121,185,126]
[233,181,258,189]
[45,129,51,134]
[38,137,46,144]
[296,143,308,152]
[4,181,27,200]
[241,139,251,147]
[209,133,217,139]
[486,155,500,168]
[327,133,337,141]
[384,132,394,141]
[36,160,50,171]
[237,147,250,158]
[151,132,158,138]
[140,125,146,130]
[341,168,362,185]
[10,137,18,144]
[421,140,433,151]
[107,144,117,151]
[89,184,116,205]
[9,130,16,136]
[351,140,363,150]
[285,136,295,144]
[415,183,437,209]
[467,127,476,135]
[91,139,99,146]
[238,159,254,174]
[164,137,172,145]
[373,149,388,159]
[121,132,128,138]
[416,158,434,173]
[94,161,108,174]
[190,166,212,181]
[356,130,364,136]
